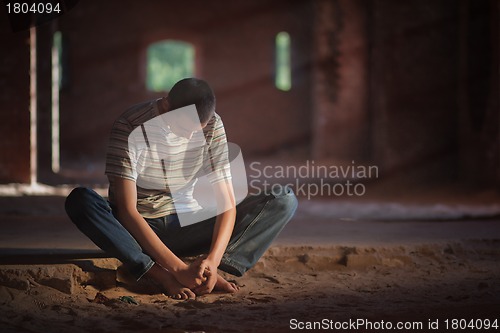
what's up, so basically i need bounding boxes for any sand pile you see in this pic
[1,240,499,333]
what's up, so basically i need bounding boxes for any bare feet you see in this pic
[146,263,196,300]
[195,273,239,295]
[215,274,239,293]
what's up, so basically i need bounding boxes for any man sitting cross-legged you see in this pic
[65,78,297,299]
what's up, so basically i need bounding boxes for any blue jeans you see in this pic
[65,185,297,281]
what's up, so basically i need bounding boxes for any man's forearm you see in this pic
[207,179,237,266]
[207,207,236,265]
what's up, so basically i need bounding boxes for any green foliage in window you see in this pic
[147,40,195,92]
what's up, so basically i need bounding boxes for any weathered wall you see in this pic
[1,0,498,188]
[368,0,460,180]
[312,0,369,163]
[54,0,313,174]
[457,0,500,187]
[0,21,31,183]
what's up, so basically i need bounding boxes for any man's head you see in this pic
[167,78,216,124]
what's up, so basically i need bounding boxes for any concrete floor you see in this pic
[1,193,500,264]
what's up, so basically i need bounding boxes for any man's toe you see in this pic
[185,289,196,299]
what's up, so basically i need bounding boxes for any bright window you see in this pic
[146,40,195,92]
[51,31,62,173]
[275,32,291,91]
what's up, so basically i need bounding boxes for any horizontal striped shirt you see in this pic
[105,99,231,218]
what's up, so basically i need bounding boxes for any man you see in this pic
[65,78,297,300]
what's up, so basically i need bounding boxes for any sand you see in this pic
[1,241,500,333]
[1,188,499,332]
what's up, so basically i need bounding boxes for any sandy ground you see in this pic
[1,185,500,333]
[1,241,500,333]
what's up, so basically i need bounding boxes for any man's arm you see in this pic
[208,179,236,264]
[194,179,236,293]
[112,176,205,288]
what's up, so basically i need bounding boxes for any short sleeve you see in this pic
[105,118,138,181]
[203,116,232,184]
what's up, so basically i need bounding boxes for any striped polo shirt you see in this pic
[105,99,231,218]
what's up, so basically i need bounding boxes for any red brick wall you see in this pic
[368,0,460,180]
[1,0,498,187]
[0,22,31,183]
[457,0,500,187]
[56,0,313,173]
[311,0,369,162]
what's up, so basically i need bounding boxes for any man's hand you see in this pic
[192,257,218,295]
[171,261,207,289]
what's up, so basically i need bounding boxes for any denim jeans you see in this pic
[65,185,297,280]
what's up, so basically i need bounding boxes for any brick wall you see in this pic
[1,0,498,187]
[368,0,460,180]
[311,0,369,162]
[0,21,31,183]
[55,0,313,174]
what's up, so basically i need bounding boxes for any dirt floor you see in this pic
[1,184,500,333]
[1,241,500,333]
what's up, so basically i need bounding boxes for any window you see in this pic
[275,31,291,91]
[146,40,195,92]
[51,31,62,173]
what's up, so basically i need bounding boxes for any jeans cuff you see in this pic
[135,259,155,281]
[219,257,246,277]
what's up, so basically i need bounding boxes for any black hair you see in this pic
[167,78,216,124]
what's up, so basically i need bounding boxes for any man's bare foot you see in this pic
[214,273,239,293]
[192,270,239,296]
[146,263,196,300]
